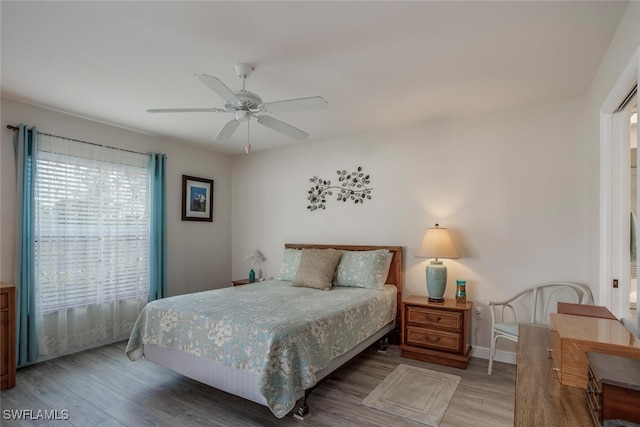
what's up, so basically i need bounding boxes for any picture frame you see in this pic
[182,175,214,222]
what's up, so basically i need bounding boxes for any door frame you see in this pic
[599,47,639,317]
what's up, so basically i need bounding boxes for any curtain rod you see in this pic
[6,124,149,157]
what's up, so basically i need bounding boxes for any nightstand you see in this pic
[400,296,472,369]
[1,282,16,390]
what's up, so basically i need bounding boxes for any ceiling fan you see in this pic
[147,63,328,152]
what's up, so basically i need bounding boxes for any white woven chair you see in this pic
[487,281,593,375]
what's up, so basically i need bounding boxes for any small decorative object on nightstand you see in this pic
[246,250,266,283]
[416,224,458,302]
[455,280,466,304]
[400,296,472,369]
[232,279,252,286]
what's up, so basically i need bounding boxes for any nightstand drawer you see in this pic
[406,306,462,331]
[406,326,462,352]
[0,292,7,309]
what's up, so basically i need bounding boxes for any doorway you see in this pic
[599,49,638,328]
[631,106,638,314]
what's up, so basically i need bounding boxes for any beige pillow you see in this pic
[292,248,342,290]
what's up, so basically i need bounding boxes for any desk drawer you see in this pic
[406,306,462,331]
[585,364,602,426]
[548,328,562,381]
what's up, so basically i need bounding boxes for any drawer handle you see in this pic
[549,328,557,332]
[425,315,442,322]
[547,348,554,352]
[426,336,441,343]
[552,367,560,372]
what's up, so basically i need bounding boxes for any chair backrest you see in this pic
[495,281,593,326]
[530,282,591,325]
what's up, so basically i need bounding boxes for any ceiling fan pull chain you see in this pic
[245,119,251,154]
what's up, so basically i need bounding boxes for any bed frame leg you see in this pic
[377,336,388,353]
[292,391,311,420]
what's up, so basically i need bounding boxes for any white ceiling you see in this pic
[1,1,629,155]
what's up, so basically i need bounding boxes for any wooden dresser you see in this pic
[548,313,640,388]
[1,282,16,390]
[586,352,640,426]
[400,296,472,368]
[515,324,592,426]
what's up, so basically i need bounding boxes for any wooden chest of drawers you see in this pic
[548,313,640,388]
[400,296,472,368]
[585,352,640,426]
[1,282,16,390]
[515,325,592,426]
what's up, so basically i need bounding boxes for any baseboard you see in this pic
[471,345,517,365]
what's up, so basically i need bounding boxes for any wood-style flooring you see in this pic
[0,342,515,426]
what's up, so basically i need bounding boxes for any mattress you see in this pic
[126,280,397,417]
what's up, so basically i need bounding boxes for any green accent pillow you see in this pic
[276,248,302,281]
[292,248,342,290]
[333,249,391,290]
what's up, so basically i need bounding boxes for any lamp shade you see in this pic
[416,224,458,260]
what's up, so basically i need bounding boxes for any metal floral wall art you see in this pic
[307,166,373,211]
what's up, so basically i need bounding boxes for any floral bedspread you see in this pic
[125,280,397,417]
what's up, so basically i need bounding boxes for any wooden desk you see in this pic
[557,302,617,320]
[515,324,591,426]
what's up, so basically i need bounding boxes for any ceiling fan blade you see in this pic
[196,74,240,104]
[256,115,309,140]
[214,119,242,143]
[146,108,226,113]
[260,96,328,114]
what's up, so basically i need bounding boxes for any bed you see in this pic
[125,243,403,418]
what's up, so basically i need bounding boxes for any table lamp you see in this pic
[416,224,459,302]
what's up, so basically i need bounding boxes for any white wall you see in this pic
[1,98,233,296]
[232,96,588,351]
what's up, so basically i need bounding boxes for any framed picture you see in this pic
[182,175,214,222]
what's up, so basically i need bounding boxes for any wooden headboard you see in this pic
[284,243,404,331]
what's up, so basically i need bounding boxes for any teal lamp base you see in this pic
[426,260,447,302]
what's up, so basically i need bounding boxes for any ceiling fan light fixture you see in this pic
[235,110,250,121]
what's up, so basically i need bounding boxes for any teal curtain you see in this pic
[14,124,38,366]
[148,153,167,300]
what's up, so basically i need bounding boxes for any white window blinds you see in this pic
[35,135,150,313]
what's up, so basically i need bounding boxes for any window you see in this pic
[34,135,150,313]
